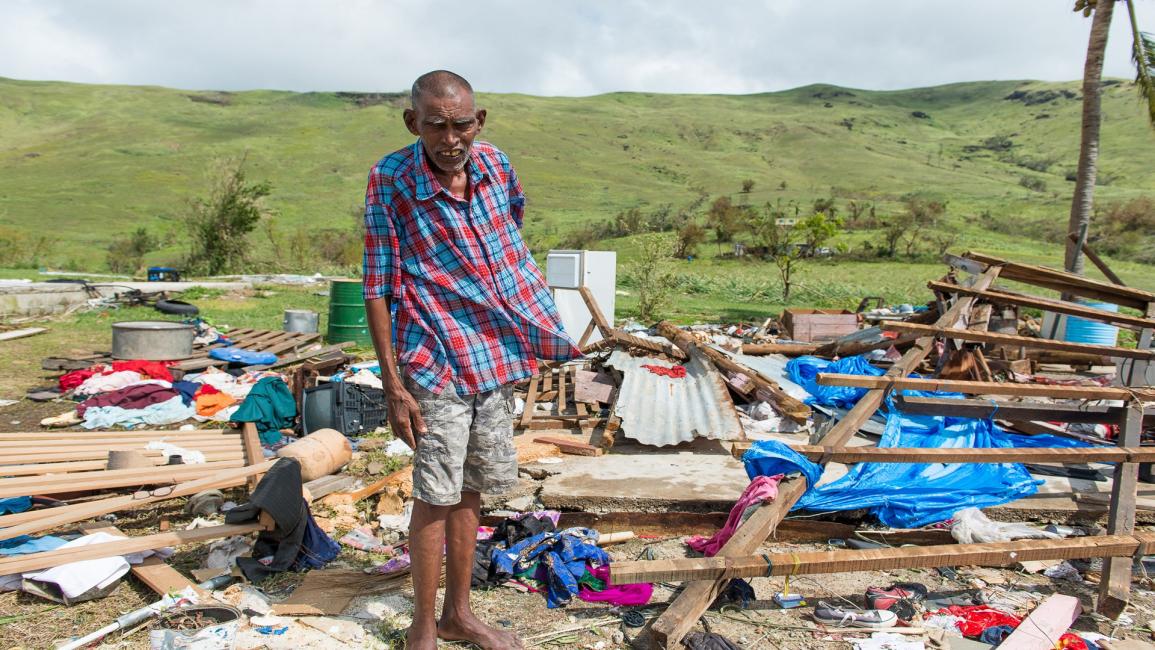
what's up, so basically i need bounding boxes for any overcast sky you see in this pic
[1,0,1151,95]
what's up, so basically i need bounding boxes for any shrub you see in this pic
[106,227,158,274]
[185,155,273,275]
[628,233,678,322]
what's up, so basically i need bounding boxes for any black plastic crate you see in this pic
[302,382,388,436]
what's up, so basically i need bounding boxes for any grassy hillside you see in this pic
[1,76,1153,288]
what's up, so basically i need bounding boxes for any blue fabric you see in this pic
[491,527,608,608]
[979,625,1016,644]
[209,347,278,365]
[746,355,1098,528]
[0,497,31,515]
[171,380,200,406]
[786,355,886,408]
[0,535,68,555]
[291,510,340,571]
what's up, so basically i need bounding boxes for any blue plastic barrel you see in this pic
[1063,301,1119,346]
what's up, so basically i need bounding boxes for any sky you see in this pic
[0,0,1151,96]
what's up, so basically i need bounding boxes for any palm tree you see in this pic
[1065,0,1155,276]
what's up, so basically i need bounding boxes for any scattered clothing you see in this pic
[577,564,652,607]
[224,458,338,583]
[77,383,181,417]
[683,631,745,650]
[59,360,174,392]
[0,535,67,556]
[951,507,1060,544]
[933,604,1087,649]
[0,497,31,515]
[195,384,238,417]
[3,532,169,605]
[686,475,782,557]
[231,377,296,445]
[75,370,145,395]
[366,553,411,576]
[81,395,196,429]
[209,347,278,366]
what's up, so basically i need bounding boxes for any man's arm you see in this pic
[365,297,426,449]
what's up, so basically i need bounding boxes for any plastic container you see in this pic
[149,605,240,649]
[1063,300,1119,347]
[302,382,388,436]
[276,428,353,481]
[327,279,372,346]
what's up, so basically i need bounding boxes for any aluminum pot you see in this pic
[112,321,195,360]
[282,309,319,334]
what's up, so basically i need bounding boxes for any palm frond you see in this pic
[1125,0,1155,128]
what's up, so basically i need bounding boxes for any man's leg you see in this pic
[406,499,447,649]
[438,490,523,649]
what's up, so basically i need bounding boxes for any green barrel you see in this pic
[327,279,372,346]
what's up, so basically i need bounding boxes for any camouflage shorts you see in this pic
[403,375,518,506]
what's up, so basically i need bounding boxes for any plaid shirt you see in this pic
[363,140,579,395]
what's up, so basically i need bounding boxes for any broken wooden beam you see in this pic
[610,533,1155,585]
[656,320,811,423]
[729,443,1143,464]
[882,321,1155,360]
[532,435,605,456]
[963,251,1155,310]
[1068,233,1125,286]
[894,394,1129,424]
[816,373,1155,401]
[927,281,1155,332]
[740,342,821,356]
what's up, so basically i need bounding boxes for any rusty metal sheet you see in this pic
[605,349,744,447]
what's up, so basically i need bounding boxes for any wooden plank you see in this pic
[557,366,568,414]
[657,320,811,423]
[0,460,276,541]
[999,594,1082,650]
[963,251,1155,310]
[1099,403,1145,617]
[894,394,1129,424]
[610,534,1151,585]
[928,280,1155,331]
[578,286,614,337]
[0,450,243,465]
[240,422,263,490]
[0,437,239,449]
[0,327,47,342]
[576,320,597,348]
[80,524,210,599]
[0,460,246,498]
[533,435,605,457]
[609,330,687,361]
[0,523,265,575]
[883,321,1155,360]
[817,373,1155,401]
[249,342,353,371]
[1069,233,1126,286]
[740,342,821,356]
[518,374,540,429]
[648,264,1002,648]
[0,429,232,441]
[729,443,1141,464]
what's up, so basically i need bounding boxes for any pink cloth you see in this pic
[686,475,783,557]
[580,564,652,606]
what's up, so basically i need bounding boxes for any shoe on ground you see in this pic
[812,601,898,628]
[865,582,928,610]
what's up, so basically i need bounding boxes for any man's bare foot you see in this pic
[407,619,439,650]
[438,611,523,650]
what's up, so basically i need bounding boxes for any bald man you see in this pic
[362,70,579,649]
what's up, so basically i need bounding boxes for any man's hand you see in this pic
[386,385,427,450]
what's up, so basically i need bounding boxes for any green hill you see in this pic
[1,76,1153,277]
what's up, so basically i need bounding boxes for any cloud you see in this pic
[0,0,1150,94]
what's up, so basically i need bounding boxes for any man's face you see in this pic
[404,92,486,176]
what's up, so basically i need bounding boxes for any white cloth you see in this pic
[10,532,170,599]
[75,371,145,395]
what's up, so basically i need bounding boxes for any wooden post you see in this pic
[578,286,614,338]
[240,422,264,491]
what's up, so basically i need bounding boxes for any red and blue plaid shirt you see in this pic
[363,140,579,395]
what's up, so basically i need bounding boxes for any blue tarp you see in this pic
[743,355,1094,528]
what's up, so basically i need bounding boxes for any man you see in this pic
[362,70,579,650]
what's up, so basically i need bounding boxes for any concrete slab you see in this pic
[537,445,749,512]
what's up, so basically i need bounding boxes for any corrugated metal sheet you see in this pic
[721,349,811,402]
[606,349,744,447]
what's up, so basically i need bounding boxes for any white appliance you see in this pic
[546,250,616,345]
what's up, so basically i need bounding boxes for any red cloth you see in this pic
[935,605,1087,649]
[685,475,782,557]
[59,360,173,391]
[641,364,687,378]
[194,383,222,396]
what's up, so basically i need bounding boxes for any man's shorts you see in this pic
[403,375,519,506]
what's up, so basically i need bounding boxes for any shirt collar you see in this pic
[412,140,488,201]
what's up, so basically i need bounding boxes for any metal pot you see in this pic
[112,321,195,360]
[282,309,319,333]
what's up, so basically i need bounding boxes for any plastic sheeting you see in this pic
[745,355,1094,528]
[786,355,885,408]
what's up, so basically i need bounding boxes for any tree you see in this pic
[185,156,273,275]
[748,204,842,301]
[674,222,706,259]
[107,226,158,274]
[705,196,742,244]
[741,179,756,194]
[1066,0,1155,276]
[630,233,678,322]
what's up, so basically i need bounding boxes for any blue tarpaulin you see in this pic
[743,356,1094,528]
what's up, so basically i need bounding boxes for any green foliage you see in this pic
[0,227,54,268]
[705,196,744,243]
[746,204,843,301]
[628,233,678,322]
[185,156,273,275]
[1095,196,1155,262]
[106,226,157,274]
[674,222,707,258]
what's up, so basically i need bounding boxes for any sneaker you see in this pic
[865,582,928,611]
[812,601,898,628]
